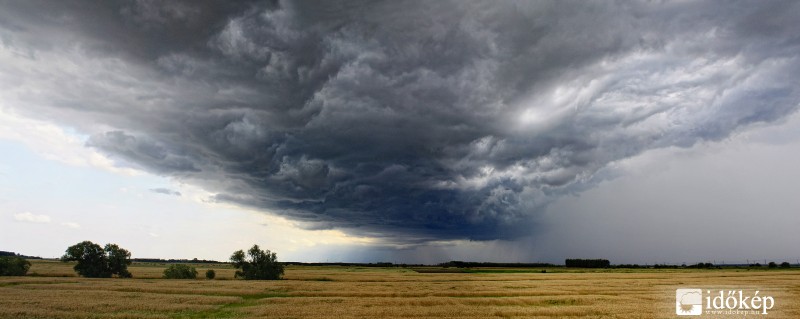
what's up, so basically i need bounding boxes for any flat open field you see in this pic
[1,260,798,318]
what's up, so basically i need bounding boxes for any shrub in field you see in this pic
[61,241,132,278]
[230,245,284,280]
[163,264,198,279]
[780,262,791,268]
[205,269,216,279]
[0,256,31,276]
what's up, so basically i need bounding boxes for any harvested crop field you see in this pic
[1,260,799,318]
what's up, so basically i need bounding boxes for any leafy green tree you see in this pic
[61,241,132,278]
[105,244,132,278]
[0,256,31,276]
[163,264,197,279]
[230,245,284,280]
[62,241,110,277]
[205,269,216,280]
[780,262,791,268]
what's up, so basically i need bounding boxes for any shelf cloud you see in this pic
[2,0,799,244]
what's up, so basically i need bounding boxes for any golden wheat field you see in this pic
[1,260,798,319]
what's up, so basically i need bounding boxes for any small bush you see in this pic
[0,256,31,276]
[780,262,791,268]
[163,264,197,279]
[205,269,216,280]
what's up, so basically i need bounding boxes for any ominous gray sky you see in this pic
[1,0,799,262]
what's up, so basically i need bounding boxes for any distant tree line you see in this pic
[132,258,225,264]
[614,264,686,269]
[282,262,428,267]
[0,251,41,259]
[565,259,610,268]
[686,262,717,269]
[440,261,555,268]
[752,261,792,269]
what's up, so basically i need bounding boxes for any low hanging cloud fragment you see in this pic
[150,188,183,197]
[1,0,799,243]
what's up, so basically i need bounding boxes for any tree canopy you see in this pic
[61,241,132,278]
[230,245,284,280]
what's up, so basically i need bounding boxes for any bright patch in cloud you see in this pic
[0,108,141,176]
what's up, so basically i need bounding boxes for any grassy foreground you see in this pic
[1,260,798,318]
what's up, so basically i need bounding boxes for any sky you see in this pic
[1,0,799,264]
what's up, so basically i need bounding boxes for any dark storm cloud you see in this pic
[2,1,799,243]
